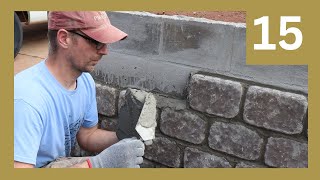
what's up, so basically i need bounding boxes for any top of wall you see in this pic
[92,11,307,97]
[117,11,246,28]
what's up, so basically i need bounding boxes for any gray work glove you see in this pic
[88,138,145,168]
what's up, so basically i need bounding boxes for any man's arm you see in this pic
[14,160,89,168]
[14,161,35,168]
[15,136,145,168]
[76,125,118,153]
[15,125,119,168]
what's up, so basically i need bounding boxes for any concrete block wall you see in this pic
[92,11,307,98]
[72,12,308,168]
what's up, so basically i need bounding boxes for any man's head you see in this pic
[48,11,127,44]
[47,11,127,72]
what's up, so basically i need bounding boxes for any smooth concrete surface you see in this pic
[93,52,198,97]
[93,11,307,96]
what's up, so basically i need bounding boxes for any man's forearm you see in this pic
[82,129,118,153]
[14,160,89,168]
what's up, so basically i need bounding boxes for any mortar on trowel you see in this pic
[116,88,157,145]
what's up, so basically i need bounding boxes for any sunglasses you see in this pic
[68,31,107,50]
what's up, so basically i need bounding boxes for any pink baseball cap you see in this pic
[48,11,128,43]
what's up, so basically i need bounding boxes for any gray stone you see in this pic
[304,118,308,138]
[208,121,263,160]
[100,117,117,132]
[184,147,232,168]
[235,162,267,168]
[188,74,243,118]
[154,94,187,110]
[264,137,308,168]
[141,159,167,168]
[243,86,308,134]
[160,108,207,144]
[96,83,118,117]
[118,90,126,114]
[144,137,181,167]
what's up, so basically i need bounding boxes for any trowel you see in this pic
[116,88,157,145]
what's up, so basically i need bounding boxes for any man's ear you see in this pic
[56,29,70,49]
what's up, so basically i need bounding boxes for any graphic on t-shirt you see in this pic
[64,115,84,156]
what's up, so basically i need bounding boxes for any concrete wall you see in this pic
[92,11,308,98]
[73,12,308,168]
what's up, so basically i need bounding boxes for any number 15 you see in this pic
[254,16,303,50]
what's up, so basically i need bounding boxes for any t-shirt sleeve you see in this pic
[82,74,98,128]
[14,99,43,165]
[83,98,98,128]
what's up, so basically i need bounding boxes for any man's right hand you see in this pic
[88,137,145,168]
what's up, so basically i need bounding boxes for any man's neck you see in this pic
[45,55,81,91]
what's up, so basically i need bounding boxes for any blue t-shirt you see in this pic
[14,60,98,167]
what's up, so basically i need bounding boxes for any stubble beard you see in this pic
[69,56,97,74]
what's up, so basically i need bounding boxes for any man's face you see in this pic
[67,31,108,73]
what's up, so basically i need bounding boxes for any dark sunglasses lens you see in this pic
[96,43,106,50]
[70,31,106,50]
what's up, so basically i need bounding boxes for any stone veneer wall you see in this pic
[73,72,308,168]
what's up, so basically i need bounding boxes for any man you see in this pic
[14,11,145,168]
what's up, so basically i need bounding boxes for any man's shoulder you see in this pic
[79,72,96,88]
[80,72,94,82]
[15,62,46,89]
[14,61,50,106]
[14,61,44,83]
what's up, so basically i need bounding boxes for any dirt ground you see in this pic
[149,11,246,23]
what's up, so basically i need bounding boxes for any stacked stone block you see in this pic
[82,74,307,168]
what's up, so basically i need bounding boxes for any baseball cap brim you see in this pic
[81,24,128,44]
